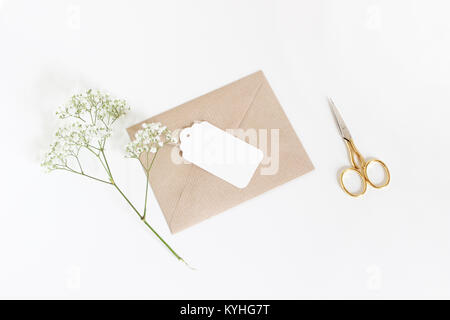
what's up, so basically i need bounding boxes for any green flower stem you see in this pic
[112,183,143,219]
[112,182,186,264]
[74,156,84,174]
[143,150,159,220]
[98,148,185,264]
[143,171,150,220]
[61,167,112,185]
[142,219,184,261]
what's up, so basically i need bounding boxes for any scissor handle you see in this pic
[340,139,390,196]
[340,167,367,197]
[363,159,390,189]
[345,139,365,169]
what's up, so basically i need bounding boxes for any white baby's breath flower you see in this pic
[41,90,129,172]
[125,122,175,159]
[55,89,129,126]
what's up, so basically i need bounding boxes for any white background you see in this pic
[1,0,449,299]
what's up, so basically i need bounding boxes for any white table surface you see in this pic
[1,0,449,299]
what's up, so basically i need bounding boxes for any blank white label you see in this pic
[179,121,263,188]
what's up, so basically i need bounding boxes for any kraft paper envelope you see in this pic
[127,71,314,233]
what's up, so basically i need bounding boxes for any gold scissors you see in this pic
[328,97,390,197]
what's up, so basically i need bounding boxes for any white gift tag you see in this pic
[179,121,264,188]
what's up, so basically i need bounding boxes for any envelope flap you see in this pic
[128,71,266,136]
[198,71,266,130]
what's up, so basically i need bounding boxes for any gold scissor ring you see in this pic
[340,167,367,197]
[364,159,390,189]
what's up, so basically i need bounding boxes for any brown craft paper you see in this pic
[127,71,314,233]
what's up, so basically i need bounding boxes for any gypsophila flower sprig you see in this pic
[125,122,177,159]
[125,122,178,221]
[42,90,186,264]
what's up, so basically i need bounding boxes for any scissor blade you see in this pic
[328,97,352,141]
